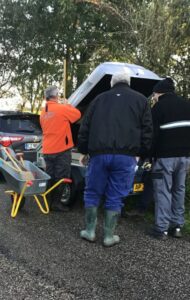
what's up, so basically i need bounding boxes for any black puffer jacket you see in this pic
[152,92,190,158]
[77,83,153,157]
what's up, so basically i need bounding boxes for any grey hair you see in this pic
[110,72,131,88]
[44,85,59,99]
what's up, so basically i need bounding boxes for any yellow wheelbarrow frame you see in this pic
[5,178,72,218]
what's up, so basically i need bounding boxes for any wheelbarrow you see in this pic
[0,147,72,218]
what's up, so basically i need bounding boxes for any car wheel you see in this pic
[60,181,79,207]
[60,183,71,206]
[10,194,26,210]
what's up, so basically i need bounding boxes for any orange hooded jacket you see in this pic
[40,101,81,154]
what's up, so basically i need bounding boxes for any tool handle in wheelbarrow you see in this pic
[2,147,22,172]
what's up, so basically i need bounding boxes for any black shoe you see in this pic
[169,226,182,238]
[148,228,168,240]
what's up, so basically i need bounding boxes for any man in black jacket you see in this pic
[150,78,190,239]
[78,72,153,246]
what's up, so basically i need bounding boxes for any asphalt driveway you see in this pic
[0,183,190,300]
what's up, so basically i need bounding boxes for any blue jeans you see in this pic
[84,154,136,212]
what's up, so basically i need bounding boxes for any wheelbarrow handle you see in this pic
[16,152,25,167]
[2,147,22,172]
[0,157,21,172]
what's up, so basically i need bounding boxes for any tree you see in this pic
[0,0,189,112]
[75,0,190,98]
[1,0,116,110]
[0,0,68,111]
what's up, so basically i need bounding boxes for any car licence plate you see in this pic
[25,143,40,150]
[133,183,144,192]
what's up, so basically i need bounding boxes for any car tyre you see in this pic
[60,181,78,207]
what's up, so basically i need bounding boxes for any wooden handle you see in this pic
[16,153,25,167]
[20,157,25,167]
[0,158,20,172]
[2,148,22,172]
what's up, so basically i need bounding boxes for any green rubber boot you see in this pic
[103,210,120,247]
[80,207,97,242]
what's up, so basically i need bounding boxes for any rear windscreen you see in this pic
[0,115,42,134]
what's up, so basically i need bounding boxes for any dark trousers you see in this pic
[44,149,71,181]
[44,150,71,206]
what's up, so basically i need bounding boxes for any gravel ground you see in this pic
[0,183,190,300]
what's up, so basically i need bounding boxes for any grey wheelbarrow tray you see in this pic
[0,160,50,195]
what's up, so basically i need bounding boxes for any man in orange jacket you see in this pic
[40,85,81,211]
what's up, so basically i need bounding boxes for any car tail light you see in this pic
[0,136,24,147]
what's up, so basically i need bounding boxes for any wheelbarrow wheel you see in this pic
[60,183,71,206]
[10,194,26,210]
